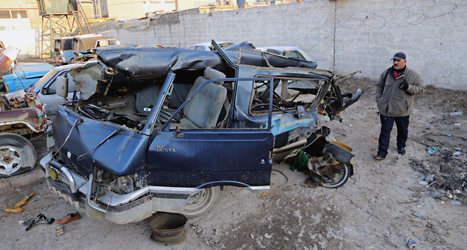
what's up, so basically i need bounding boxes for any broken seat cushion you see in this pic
[136,85,161,115]
[182,76,227,128]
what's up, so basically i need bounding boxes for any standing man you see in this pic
[374,52,426,160]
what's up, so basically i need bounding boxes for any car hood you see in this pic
[11,63,54,79]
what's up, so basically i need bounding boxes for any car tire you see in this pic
[182,186,220,218]
[0,133,37,177]
[318,162,350,188]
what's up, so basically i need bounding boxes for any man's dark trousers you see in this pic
[378,115,410,157]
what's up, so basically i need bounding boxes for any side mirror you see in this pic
[41,88,47,95]
[56,76,68,98]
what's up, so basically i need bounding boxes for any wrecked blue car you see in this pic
[40,43,361,224]
[1,60,54,93]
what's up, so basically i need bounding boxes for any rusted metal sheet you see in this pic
[0,108,44,133]
[69,64,102,100]
[7,92,42,109]
[0,47,19,78]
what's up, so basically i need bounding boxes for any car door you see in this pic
[146,77,274,188]
[40,70,76,117]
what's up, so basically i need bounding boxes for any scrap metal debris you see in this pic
[410,156,467,205]
[56,225,64,236]
[406,239,417,249]
[0,47,19,77]
[2,191,34,213]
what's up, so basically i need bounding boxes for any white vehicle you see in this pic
[188,41,233,51]
[4,62,96,119]
[256,46,315,62]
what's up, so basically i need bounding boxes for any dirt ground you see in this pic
[1,78,466,250]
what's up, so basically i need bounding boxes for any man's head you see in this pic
[392,52,407,70]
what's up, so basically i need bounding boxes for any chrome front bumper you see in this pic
[41,153,194,224]
[40,153,270,224]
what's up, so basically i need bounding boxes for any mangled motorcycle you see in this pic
[40,44,361,224]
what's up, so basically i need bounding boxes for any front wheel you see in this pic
[182,186,220,218]
[0,133,37,177]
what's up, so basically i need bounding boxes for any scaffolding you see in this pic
[38,0,93,59]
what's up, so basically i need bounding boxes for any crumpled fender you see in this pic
[0,108,45,133]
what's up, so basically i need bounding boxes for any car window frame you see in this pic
[248,75,324,117]
[44,70,75,95]
[284,50,306,61]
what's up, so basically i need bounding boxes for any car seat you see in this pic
[176,67,227,129]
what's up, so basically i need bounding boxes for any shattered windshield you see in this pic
[250,77,324,115]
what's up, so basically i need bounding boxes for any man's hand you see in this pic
[399,80,409,91]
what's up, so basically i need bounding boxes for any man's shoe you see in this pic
[56,212,81,224]
[374,154,386,160]
[398,148,406,155]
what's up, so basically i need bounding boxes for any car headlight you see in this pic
[117,176,134,194]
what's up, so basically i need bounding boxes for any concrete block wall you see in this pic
[334,0,467,90]
[93,2,337,69]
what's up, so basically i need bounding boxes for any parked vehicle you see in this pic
[1,48,52,177]
[72,35,119,51]
[0,46,50,180]
[4,62,96,118]
[0,47,54,93]
[53,34,119,64]
[188,41,233,51]
[0,76,51,177]
[52,36,74,64]
[40,42,361,224]
[2,63,55,93]
[136,44,164,48]
[0,109,46,177]
[256,46,315,63]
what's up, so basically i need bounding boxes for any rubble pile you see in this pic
[410,150,467,205]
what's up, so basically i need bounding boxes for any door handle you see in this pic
[175,126,184,138]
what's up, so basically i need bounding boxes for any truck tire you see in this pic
[0,133,37,177]
[182,186,220,218]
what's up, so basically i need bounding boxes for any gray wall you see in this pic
[92,0,467,90]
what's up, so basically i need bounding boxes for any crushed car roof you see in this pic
[69,47,319,100]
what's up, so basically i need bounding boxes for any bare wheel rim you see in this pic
[319,164,344,183]
[316,162,349,188]
[0,146,23,175]
[185,189,210,211]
